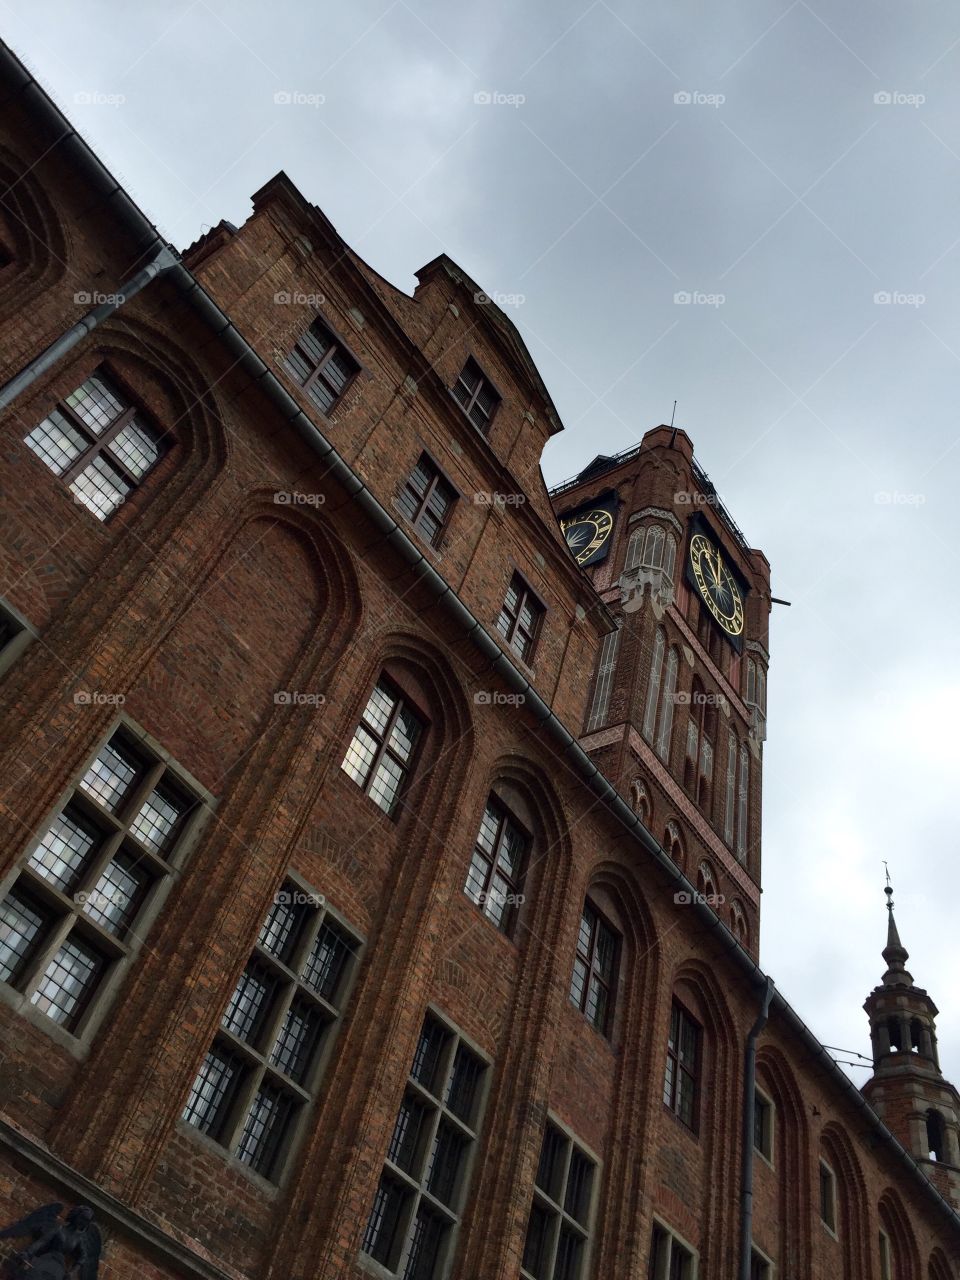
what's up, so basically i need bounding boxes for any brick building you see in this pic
[0,35,958,1280]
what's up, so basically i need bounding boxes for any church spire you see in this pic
[881,870,911,986]
[863,868,960,1182]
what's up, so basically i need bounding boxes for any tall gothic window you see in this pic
[683,678,716,814]
[656,649,679,762]
[736,744,750,861]
[642,629,665,742]
[586,624,620,732]
[723,731,737,846]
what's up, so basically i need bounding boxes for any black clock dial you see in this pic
[560,509,615,566]
[689,533,744,636]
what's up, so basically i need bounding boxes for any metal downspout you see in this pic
[740,976,775,1280]
[0,245,178,411]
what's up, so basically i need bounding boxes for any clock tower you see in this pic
[550,426,772,953]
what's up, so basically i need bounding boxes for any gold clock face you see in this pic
[561,508,615,566]
[689,532,744,636]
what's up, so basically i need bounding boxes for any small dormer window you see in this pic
[452,358,499,434]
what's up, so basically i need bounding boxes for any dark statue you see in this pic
[0,1204,101,1279]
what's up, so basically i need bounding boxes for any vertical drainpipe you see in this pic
[740,975,776,1280]
[0,245,178,411]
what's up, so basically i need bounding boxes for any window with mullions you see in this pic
[283,318,359,417]
[663,1001,701,1132]
[569,901,619,1035]
[451,358,499,434]
[753,1089,773,1162]
[463,796,529,934]
[648,1223,696,1280]
[341,677,425,816]
[362,1012,487,1279]
[496,573,544,665]
[183,882,361,1181]
[23,372,166,520]
[397,455,457,548]
[0,726,200,1034]
[819,1160,836,1232]
[750,1248,772,1280]
[521,1122,597,1280]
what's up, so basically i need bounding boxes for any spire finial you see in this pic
[881,863,911,984]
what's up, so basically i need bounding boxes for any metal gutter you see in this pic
[2,35,959,1241]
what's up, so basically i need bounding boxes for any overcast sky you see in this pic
[6,0,959,1085]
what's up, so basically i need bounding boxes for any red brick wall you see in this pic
[0,99,957,1280]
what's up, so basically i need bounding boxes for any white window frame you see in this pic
[649,1217,698,1279]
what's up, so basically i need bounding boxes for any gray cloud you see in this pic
[7,0,959,1082]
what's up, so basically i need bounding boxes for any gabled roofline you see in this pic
[416,253,564,437]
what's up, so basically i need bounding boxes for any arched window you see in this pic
[586,622,620,733]
[664,820,685,870]
[663,533,677,582]
[631,779,650,825]
[624,525,644,572]
[736,743,749,861]
[643,524,664,569]
[724,730,738,846]
[731,900,749,946]
[696,860,717,902]
[684,677,717,814]
[464,794,530,935]
[656,648,679,762]
[642,628,665,743]
[910,1017,924,1054]
[887,1017,903,1052]
[926,1109,946,1162]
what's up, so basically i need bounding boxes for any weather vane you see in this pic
[883,861,894,913]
